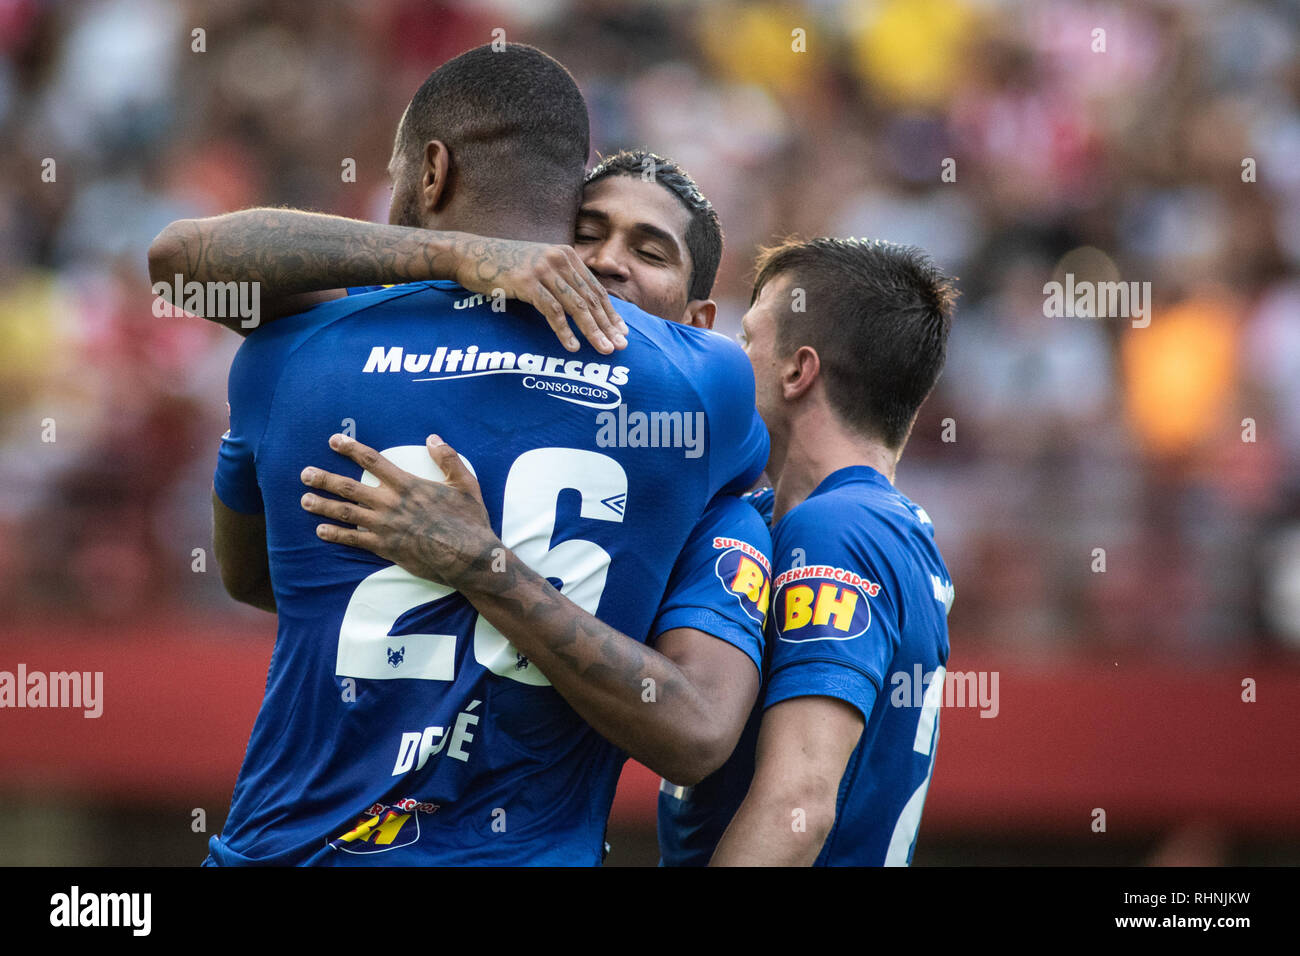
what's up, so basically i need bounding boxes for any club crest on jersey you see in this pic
[362,344,630,410]
[329,798,438,855]
[772,565,878,642]
[387,646,405,668]
[711,537,771,625]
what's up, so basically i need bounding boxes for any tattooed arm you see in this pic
[461,568,756,786]
[459,552,755,785]
[299,433,760,785]
[147,208,625,352]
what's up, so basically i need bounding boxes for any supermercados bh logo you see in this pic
[363,344,629,410]
[773,565,879,642]
[329,797,439,855]
[713,537,771,626]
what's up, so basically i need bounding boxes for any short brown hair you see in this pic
[751,237,957,449]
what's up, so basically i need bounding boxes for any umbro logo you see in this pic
[601,493,627,516]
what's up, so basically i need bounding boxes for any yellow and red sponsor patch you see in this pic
[773,565,878,642]
[329,797,438,855]
[712,536,772,626]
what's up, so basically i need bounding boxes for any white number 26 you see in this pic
[335,445,627,688]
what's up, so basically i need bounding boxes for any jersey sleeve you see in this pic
[697,336,769,497]
[649,494,773,676]
[212,319,308,514]
[763,497,901,721]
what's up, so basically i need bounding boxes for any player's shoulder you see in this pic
[775,468,936,563]
[229,301,324,382]
[811,468,920,523]
[309,279,456,318]
[695,493,774,557]
[240,281,447,352]
[616,298,750,372]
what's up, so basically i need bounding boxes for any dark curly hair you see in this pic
[585,150,722,301]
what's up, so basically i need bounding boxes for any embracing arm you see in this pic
[298,434,758,785]
[709,695,864,866]
[458,559,759,785]
[147,208,624,348]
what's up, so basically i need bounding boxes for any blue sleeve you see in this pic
[698,336,769,497]
[345,285,391,296]
[212,318,311,514]
[650,495,773,677]
[762,497,900,722]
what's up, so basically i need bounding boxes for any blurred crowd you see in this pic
[1,0,1297,656]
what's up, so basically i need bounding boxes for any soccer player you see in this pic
[153,144,777,857]
[195,44,768,865]
[695,237,958,866]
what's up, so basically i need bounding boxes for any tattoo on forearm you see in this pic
[174,211,446,292]
[463,551,692,707]
[172,210,563,297]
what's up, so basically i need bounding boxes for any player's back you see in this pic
[210,281,767,866]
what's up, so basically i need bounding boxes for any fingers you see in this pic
[313,521,384,554]
[300,461,384,508]
[547,270,614,354]
[536,246,627,355]
[326,433,405,487]
[426,435,483,500]
[300,490,377,528]
[529,282,581,352]
[568,249,627,347]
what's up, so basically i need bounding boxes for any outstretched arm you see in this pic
[298,433,760,785]
[147,208,626,351]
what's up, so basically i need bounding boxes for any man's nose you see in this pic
[583,242,630,281]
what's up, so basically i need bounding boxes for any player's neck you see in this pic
[769,409,897,523]
[428,210,574,246]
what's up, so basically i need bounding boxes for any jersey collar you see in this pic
[809,464,893,500]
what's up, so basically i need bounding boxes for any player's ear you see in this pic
[783,345,820,401]
[683,299,716,330]
[421,140,452,213]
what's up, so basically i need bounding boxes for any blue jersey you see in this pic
[659,467,953,866]
[650,494,772,674]
[207,281,768,865]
